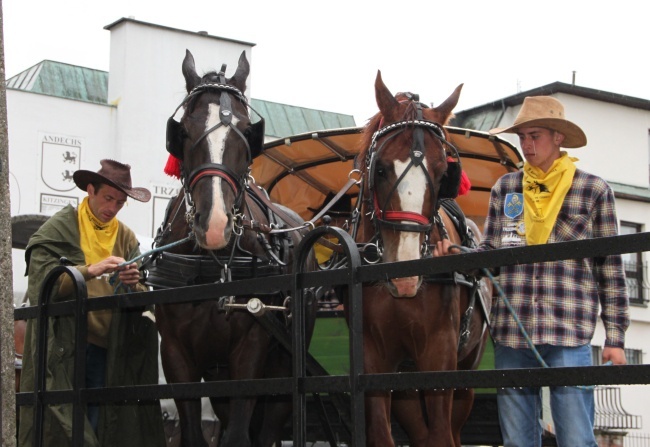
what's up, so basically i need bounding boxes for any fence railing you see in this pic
[15,230,650,446]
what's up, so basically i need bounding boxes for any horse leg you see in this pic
[219,325,271,447]
[392,390,429,446]
[177,399,209,447]
[159,336,208,447]
[366,390,394,447]
[451,331,488,447]
[363,340,398,447]
[451,388,474,447]
[255,349,292,447]
[417,330,457,447]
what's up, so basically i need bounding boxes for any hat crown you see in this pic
[515,96,565,125]
[488,95,587,148]
[73,159,151,202]
[97,159,133,190]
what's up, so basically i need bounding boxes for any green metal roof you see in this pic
[6,60,109,104]
[250,98,355,138]
[6,60,356,135]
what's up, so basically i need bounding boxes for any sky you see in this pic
[2,0,650,126]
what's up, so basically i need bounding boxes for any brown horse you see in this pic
[345,72,491,447]
[150,50,316,447]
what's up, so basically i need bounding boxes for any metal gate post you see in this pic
[32,265,87,447]
[292,225,363,446]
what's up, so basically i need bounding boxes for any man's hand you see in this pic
[602,346,627,365]
[88,257,141,285]
[116,262,141,286]
[432,239,462,257]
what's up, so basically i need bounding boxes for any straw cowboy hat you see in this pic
[489,96,587,148]
[73,159,151,202]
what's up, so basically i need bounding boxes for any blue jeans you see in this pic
[85,343,107,434]
[495,343,597,447]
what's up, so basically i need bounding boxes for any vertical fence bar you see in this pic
[292,225,363,446]
[71,269,89,446]
[32,266,87,447]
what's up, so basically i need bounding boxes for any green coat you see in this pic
[18,205,165,447]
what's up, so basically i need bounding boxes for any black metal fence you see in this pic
[15,230,650,446]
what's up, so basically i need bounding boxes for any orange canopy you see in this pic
[250,126,523,230]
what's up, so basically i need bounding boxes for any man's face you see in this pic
[87,184,127,223]
[516,127,562,172]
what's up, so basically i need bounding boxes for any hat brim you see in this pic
[73,170,151,202]
[489,118,587,148]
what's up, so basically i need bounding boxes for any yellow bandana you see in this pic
[522,152,577,245]
[77,197,118,265]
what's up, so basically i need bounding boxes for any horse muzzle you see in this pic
[193,209,233,250]
[387,276,422,298]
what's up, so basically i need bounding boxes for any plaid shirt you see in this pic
[480,169,629,349]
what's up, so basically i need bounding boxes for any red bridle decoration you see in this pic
[164,154,182,179]
[188,168,240,195]
[373,193,431,226]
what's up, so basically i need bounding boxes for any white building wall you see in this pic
[8,18,255,296]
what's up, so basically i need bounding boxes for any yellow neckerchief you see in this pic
[522,152,577,245]
[77,197,119,265]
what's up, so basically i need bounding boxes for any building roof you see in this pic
[250,99,355,138]
[6,60,109,104]
[104,17,256,47]
[450,82,650,201]
[5,60,355,137]
[451,81,650,132]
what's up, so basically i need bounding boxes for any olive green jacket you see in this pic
[18,205,165,447]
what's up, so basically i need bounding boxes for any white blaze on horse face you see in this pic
[386,157,427,297]
[392,158,427,262]
[204,103,240,248]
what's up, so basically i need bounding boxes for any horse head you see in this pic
[166,50,265,250]
[359,71,463,297]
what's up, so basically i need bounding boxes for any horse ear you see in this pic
[182,49,202,93]
[375,70,400,120]
[230,51,250,94]
[434,84,463,123]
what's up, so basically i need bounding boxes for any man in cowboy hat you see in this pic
[19,160,164,447]
[435,96,629,446]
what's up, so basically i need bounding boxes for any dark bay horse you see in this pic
[150,50,316,447]
[346,72,492,447]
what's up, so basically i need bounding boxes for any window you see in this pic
[620,221,648,305]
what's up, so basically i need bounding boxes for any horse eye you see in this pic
[376,165,387,178]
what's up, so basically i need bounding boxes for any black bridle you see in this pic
[364,98,460,255]
[166,65,263,217]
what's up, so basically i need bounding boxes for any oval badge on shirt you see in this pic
[504,193,523,219]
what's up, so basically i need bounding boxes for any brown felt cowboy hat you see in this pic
[489,96,587,148]
[73,159,151,202]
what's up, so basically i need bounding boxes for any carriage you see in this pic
[15,50,650,447]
